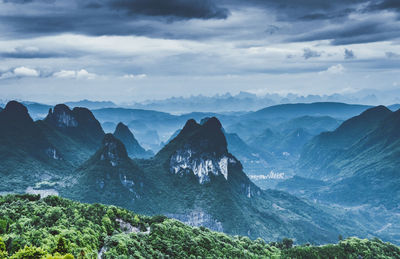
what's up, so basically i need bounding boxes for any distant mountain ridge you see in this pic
[247,102,372,120]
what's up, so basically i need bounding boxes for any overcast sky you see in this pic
[1,0,400,103]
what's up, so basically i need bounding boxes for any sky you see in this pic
[0,0,400,103]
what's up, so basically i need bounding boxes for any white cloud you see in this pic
[320,64,345,75]
[122,74,147,79]
[53,69,96,79]
[0,66,39,79]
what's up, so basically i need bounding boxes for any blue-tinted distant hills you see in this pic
[65,99,117,110]
[247,102,372,120]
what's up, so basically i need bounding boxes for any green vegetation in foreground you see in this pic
[0,194,399,259]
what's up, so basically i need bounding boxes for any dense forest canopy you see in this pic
[0,194,399,258]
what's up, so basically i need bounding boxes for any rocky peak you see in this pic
[0,101,36,133]
[113,122,152,158]
[179,119,201,136]
[46,104,78,128]
[114,122,132,139]
[2,101,32,122]
[100,134,129,166]
[165,117,239,184]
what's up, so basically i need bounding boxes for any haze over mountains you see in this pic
[1,99,400,246]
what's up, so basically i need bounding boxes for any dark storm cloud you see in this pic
[0,0,229,38]
[1,0,400,44]
[367,0,400,11]
[107,0,229,19]
[291,19,400,45]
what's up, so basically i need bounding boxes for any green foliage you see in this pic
[53,237,68,255]
[0,237,8,259]
[283,237,400,259]
[10,246,46,259]
[0,195,399,258]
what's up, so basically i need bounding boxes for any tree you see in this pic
[0,219,7,234]
[282,238,293,249]
[53,236,68,255]
[11,246,47,259]
[0,237,8,259]
[338,234,343,241]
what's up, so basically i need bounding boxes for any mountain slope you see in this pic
[276,106,400,243]
[298,106,393,180]
[113,122,153,158]
[38,104,105,165]
[67,117,369,244]
[0,101,67,192]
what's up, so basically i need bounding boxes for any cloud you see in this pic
[108,0,229,19]
[303,48,321,59]
[122,74,147,79]
[367,0,400,12]
[53,69,96,79]
[344,49,355,59]
[0,66,40,79]
[386,51,400,58]
[320,64,345,74]
[0,46,66,59]
[1,0,400,46]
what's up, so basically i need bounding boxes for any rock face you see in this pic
[113,122,153,159]
[44,104,105,149]
[45,104,78,128]
[170,149,237,184]
[99,134,129,167]
[163,117,240,184]
[166,211,223,232]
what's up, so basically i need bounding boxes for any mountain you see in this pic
[277,106,400,243]
[113,122,153,158]
[224,131,274,175]
[44,104,105,149]
[298,105,393,180]
[277,115,341,135]
[67,134,150,206]
[246,102,372,121]
[0,101,66,192]
[65,99,117,109]
[67,117,369,244]
[251,128,313,155]
[22,101,52,120]
[389,104,400,111]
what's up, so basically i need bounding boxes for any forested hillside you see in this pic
[1,194,399,259]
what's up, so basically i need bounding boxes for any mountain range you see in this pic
[0,101,372,244]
